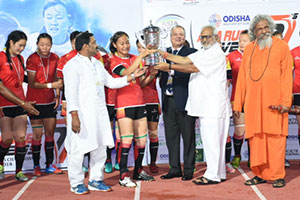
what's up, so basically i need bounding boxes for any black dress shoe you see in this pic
[160,172,182,179]
[182,174,193,181]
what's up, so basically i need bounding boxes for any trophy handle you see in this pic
[135,31,146,48]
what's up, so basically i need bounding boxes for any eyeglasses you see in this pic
[200,35,213,40]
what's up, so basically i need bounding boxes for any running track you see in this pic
[0,161,299,200]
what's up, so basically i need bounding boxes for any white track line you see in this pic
[12,176,37,200]
[237,167,267,200]
[134,181,141,200]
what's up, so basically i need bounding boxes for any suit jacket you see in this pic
[159,45,197,112]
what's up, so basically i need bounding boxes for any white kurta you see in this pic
[186,43,232,118]
[63,53,128,155]
[186,43,231,181]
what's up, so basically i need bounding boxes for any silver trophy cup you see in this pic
[143,24,161,66]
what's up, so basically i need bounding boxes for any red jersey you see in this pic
[142,66,159,104]
[291,46,300,94]
[110,54,144,109]
[26,52,59,104]
[103,53,117,106]
[227,49,243,102]
[0,51,25,107]
[57,50,104,78]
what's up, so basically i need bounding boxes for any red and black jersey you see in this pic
[110,53,144,109]
[103,53,117,106]
[291,46,300,94]
[0,51,25,107]
[57,49,77,79]
[26,52,59,104]
[227,49,243,102]
[142,66,159,104]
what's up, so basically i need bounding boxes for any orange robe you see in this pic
[234,37,293,180]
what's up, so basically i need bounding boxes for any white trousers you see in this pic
[67,145,107,187]
[199,116,229,182]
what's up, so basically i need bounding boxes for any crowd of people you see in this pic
[0,13,298,194]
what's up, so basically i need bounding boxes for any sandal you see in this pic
[244,176,266,186]
[272,179,285,188]
[193,176,219,185]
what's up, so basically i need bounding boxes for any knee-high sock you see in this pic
[15,142,27,173]
[119,143,131,178]
[225,136,232,163]
[32,139,41,167]
[115,139,120,163]
[106,147,113,163]
[0,141,11,165]
[149,138,158,164]
[134,145,145,174]
[233,133,244,157]
[45,136,54,167]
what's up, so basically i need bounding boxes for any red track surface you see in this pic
[1,161,299,200]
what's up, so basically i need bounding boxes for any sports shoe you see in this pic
[133,170,155,181]
[232,156,241,169]
[105,162,113,173]
[45,164,63,174]
[88,180,112,192]
[70,184,89,195]
[285,159,290,168]
[114,162,120,170]
[225,163,236,174]
[0,164,5,180]
[149,164,159,173]
[119,176,137,188]
[15,171,29,182]
[33,166,41,177]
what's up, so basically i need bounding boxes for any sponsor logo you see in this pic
[271,13,298,43]
[159,154,169,159]
[223,15,251,24]
[287,134,300,140]
[183,0,200,6]
[286,149,299,156]
[288,117,298,125]
[295,56,300,60]
[208,13,222,28]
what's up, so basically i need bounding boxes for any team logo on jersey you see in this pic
[294,56,300,60]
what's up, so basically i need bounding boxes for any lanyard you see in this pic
[39,53,51,82]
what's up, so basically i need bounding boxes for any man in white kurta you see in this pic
[63,31,145,194]
[155,25,231,184]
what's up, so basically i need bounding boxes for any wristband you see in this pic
[162,52,168,59]
[169,63,172,70]
[131,73,135,80]
[47,83,52,88]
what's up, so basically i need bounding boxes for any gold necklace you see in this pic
[249,41,272,82]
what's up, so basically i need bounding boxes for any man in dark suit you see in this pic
[159,25,197,181]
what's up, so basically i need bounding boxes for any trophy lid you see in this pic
[143,21,160,33]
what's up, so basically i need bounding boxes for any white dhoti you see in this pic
[199,116,230,182]
[68,145,107,188]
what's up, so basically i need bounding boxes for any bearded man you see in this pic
[154,25,231,184]
[234,14,293,188]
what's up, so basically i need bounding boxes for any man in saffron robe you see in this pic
[233,14,293,188]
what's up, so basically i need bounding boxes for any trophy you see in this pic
[136,22,161,66]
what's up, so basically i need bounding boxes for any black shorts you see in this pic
[293,94,300,106]
[29,103,57,120]
[2,106,27,118]
[145,104,160,122]
[106,105,116,121]
[116,106,147,120]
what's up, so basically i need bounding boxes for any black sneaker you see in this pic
[133,170,155,181]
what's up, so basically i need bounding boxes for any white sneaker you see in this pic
[119,177,137,188]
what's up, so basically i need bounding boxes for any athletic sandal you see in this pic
[193,176,219,185]
[244,176,266,186]
[272,179,285,188]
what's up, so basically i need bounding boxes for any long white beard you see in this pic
[258,35,272,50]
